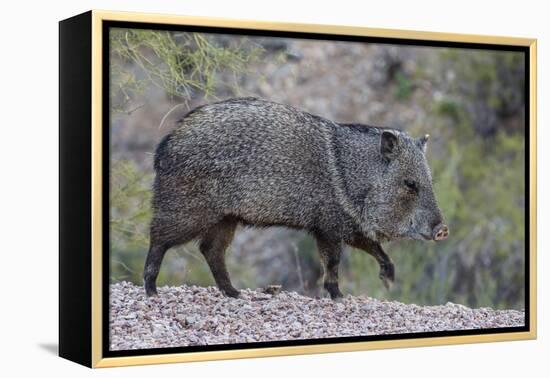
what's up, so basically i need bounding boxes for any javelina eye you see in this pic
[403,179,418,193]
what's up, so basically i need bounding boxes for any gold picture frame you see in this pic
[59,9,537,368]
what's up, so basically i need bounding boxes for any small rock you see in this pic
[263,285,282,295]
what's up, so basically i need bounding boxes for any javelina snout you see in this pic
[433,224,449,241]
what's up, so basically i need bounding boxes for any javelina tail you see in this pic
[153,134,171,172]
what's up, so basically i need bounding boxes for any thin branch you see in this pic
[159,103,187,129]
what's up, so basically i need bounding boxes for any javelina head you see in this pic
[363,130,449,242]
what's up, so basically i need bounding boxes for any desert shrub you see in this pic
[109,160,152,282]
[438,49,525,136]
[110,29,262,113]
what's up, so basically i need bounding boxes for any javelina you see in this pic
[144,97,449,299]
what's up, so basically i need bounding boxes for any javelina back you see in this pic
[144,97,448,299]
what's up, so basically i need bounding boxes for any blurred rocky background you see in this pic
[109,27,526,309]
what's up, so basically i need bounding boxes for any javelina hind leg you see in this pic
[199,219,240,298]
[143,242,170,297]
[144,215,202,296]
[315,234,344,300]
[349,235,395,289]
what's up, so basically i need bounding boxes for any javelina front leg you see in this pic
[372,245,395,289]
[199,219,240,298]
[315,234,344,300]
[349,236,395,289]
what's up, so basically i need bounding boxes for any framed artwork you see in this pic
[59,10,537,368]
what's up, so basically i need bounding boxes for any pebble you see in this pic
[109,281,525,351]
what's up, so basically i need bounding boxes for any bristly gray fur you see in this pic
[143,97,446,300]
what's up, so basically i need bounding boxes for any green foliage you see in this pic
[109,160,152,281]
[436,100,462,123]
[110,161,151,247]
[394,71,413,101]
[110,28,262,113]
[438,49,525,135]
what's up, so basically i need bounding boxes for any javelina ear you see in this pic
[380,130,399,159]
[417,134,429,153]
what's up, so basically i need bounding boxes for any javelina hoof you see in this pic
[330,292,344,301]
[144,281,158,297]
[379,261,395,290]
[221,287,241,298]
[324,282,344,300]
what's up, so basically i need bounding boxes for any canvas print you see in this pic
[108,26,527,352]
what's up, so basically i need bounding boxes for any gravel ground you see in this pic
[110,281,525,351]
